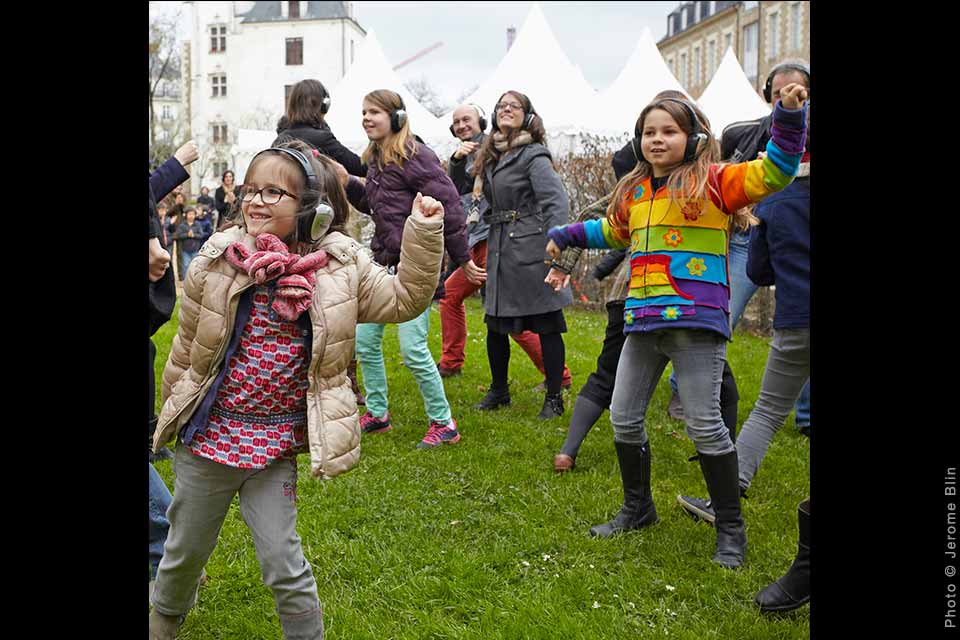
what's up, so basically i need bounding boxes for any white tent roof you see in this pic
[454,3,596,131]
[588,26,690,136]
[323,29,450,152]
[697,47,770,138]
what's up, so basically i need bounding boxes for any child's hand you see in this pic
[174,140,199,167]
[544,267,570,292]
[546,239,562,261]
[148,237,170,282]
[779,83,808,110]
[329,158,350,187]
[412,192,444,218]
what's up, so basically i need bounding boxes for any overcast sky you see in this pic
[354,2,678,104]
[151,1,681,105]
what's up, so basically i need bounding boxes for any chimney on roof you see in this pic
[507,27,516,51]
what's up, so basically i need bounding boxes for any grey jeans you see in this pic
[151,446,324,640]
[737,328,810,490]
[610,329,734,456]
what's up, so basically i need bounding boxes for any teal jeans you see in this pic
[355,306,452,424]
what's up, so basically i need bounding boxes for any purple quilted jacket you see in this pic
[350,140,469,269]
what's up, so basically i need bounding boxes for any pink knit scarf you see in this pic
[224,233,329,321]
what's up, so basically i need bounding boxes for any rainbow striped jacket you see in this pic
[552,102,807,338]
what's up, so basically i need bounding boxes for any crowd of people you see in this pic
[147,59,811,639]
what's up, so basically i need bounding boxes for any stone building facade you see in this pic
[657,1,810,100]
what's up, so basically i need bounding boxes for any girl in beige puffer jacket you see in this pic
[149,142,445,640]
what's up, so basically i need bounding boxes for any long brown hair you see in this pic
[286,79,330,128]
[360,89,418,170]
[608,98,756,233]
[472,90,547,179]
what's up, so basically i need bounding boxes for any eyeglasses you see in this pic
[495,101,524,113]
[239,185,298,205]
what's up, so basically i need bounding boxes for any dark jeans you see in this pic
[578,301,628,408]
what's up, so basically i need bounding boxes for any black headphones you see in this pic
[491,93,537,132]
[449,104,488,137]
[247,147,335,243]
[390,95,408,133]
[763,63,810,103]
[318,81,331,114]
[633,98,709,164]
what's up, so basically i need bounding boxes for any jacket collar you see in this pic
[490,144,527,176]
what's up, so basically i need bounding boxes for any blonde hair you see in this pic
[607,99,757,235]
[360,89,418,169]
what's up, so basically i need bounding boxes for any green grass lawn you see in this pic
[152,296,809,639]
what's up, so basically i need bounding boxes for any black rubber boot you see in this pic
[589,441,659,537]
[537,392,564,420]
[476,386,511,410]
[699,450,747,568]
[756,499,810,613]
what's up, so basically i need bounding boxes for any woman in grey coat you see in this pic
[471,90,573,419]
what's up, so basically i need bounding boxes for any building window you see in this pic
[680,52,687,86]
[769,11,780,60]
[670,12,682,36]
[694,46,701,86]
[791,2,802,51]
[211,74,226,98]
[286,37,303,65]
[666,56,675,78]
[699,1,711,20]
[162,105,172,121]
[211,123,228,144]
[289,1,300,18]
[210,25,226,53]
[213,160,229,178]
[742,23,759,84]
[724,32,732,54]
[707,39,716,77]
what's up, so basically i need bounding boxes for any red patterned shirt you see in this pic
[189,286,310,469]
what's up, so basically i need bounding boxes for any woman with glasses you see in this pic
[471,90,573,420]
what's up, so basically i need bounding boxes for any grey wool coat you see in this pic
[481,142,573,318]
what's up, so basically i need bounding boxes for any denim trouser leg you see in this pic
[794,379,811,428]
[609,332,670,447]
[612,330,730,455]
[398,307,452,424]
[736,328,811,490]
[670,231,757,395]
[149,463,173,580]
[355,322,388,418]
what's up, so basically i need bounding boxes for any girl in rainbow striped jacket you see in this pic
[545,85,808,568]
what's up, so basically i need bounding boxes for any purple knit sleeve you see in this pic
[770,102,808,155]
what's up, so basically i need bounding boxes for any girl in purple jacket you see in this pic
[345,89,485,448]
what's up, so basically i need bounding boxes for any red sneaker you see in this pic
[360,411,392,434]
[417,418,461,449]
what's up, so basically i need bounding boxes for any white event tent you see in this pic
[322,29,451,153]
[589,26,691,138]
[454,2,596,137]
[696,47,771,138]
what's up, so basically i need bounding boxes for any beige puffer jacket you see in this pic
[153,209,444,479]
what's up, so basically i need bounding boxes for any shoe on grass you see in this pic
[360,411,392,434]
[475,388,510,410]
[554,453,575,473]
[417,418,461,449]
[676,495,716,524]
[437,364,462,378]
